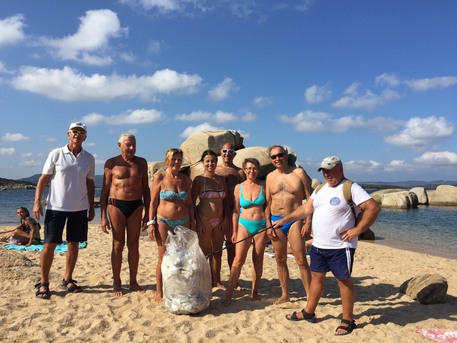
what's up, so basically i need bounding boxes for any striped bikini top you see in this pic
[200,177,226,199]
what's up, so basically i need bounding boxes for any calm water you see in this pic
[1,189,456,259]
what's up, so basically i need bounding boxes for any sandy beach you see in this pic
[1,224,456,343]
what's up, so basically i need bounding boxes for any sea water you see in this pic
[1,189,456,259]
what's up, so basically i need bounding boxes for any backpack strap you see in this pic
[343,179,358,225]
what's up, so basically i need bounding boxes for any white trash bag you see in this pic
[161,226,212,314]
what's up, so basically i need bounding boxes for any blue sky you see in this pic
[1,0,456,182]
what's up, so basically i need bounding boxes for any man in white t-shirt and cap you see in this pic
[272,155,380,335]
[33,122,95,299]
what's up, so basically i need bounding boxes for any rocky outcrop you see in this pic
[370,189,405,204]
[410,187,428,205]
[381,191,419,209]
[0,177,36,191]
[399,274,448,304]
[427,185,457,206]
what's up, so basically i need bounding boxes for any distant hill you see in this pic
[18,174,104,188]
[0,177,36,190]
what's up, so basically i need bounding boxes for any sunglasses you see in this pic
[270,152,285,160]
[70,130,86,136]
[222,149,235,154]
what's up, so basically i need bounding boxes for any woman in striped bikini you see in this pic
[191,149,229,289]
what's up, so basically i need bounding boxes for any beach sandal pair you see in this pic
[61,279,82,293]
[35,282,50,299]
[334,319,357,336]
[285,309,316,322]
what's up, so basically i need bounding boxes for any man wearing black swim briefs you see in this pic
[100,132,150,296]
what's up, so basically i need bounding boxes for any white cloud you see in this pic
[81,109,164,126]
[20,159,42,167]
[175,110,254,123]
[0,61,13,74]
[0,15,25,46]
[12,66,202,101]
[0,147,15,155]
[2,132,30,142]
[22,152,32,158]
[332,82,401,111]
[405,76,457,91]
[344,159,382,173]
[180,122,222,138]
[252,96,272,107]
[208,77,238,102]
[304,84,331,104]
[39,9,126,65]
[385,116,454,149]
[414,151,457,165]
[375,73,457,91]
[148,40,162,54]
[296,0,316,11]
[280,110,388,133]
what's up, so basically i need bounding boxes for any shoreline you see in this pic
[1,223,456,342]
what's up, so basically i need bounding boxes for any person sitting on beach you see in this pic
[100,132,151,297]
[215,142,246,283]
[191,149,229,290]
[265,145,313,305]
[224,158,268,305]
[273,156,380,336]
[148,148,195,302]
[0,207,41,246]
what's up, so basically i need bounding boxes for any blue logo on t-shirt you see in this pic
[330,197,341,206]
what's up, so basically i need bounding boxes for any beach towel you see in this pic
[2,241,88,253]
[417,329,457,343]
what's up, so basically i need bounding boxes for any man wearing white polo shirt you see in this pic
[33,122,95,299]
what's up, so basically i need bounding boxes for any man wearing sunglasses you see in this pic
[33,122,95,299]
[265,145,312,305]
[215,142,245,286]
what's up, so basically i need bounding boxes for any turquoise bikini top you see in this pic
[160,189,188,201]
[239,183,265,208]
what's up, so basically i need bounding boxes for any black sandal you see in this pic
[285,309,316,322]
[61,279,82,293]
[334,319,356,336]
[35,282,51,299]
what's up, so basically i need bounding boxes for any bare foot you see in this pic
[153,293,163,303]
[273,296,290,305]
[235,283,248,291]
[113,284,124,297]
[251,292,261,301]
[129,282,145,293]
[214,282,226,290]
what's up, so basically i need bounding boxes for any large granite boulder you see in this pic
[147,161,167,182]
[409,187,428,205]
[427,185,457,206]
[399,274,448,304]
[180,130,244,165]
[233,146,275,180]
[370,189,405,204]
[311,178,321,190]
[381,191,419,209]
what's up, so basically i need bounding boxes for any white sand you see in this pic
[1,224,456,342]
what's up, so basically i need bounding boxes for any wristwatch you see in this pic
[147,219,156,226]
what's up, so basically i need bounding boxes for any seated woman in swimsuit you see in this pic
[1,207,41,246]
[191,149,229,290]
[223,158,268,305]
[147,148,195,302]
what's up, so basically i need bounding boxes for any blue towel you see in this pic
[2,241,87,252]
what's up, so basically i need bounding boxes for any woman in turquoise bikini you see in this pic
[148,148,195,302]
[191,149,229,289]
[224,158,268,305]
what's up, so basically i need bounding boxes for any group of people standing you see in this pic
[32,122,380,336]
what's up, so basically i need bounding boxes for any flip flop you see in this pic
[61,279,82,293]
[334,319,357,335]
[285,309,316,322]
[35,282,51,299]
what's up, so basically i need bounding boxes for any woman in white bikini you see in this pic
[148,148,195,302]
[191,149,229,289]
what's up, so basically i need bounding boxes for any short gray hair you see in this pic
[118,132,136,143]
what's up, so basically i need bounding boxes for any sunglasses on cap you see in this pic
[222,149,235,154]
[70,130,86,136]
[270,152,285,160]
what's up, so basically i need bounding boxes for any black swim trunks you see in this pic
[108,198,143,218]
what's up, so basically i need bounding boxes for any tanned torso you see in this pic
[268,167,306,215]
[106,155,147,201]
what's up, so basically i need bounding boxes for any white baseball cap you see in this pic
[318,155,342,171]
[68,122,87,133]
